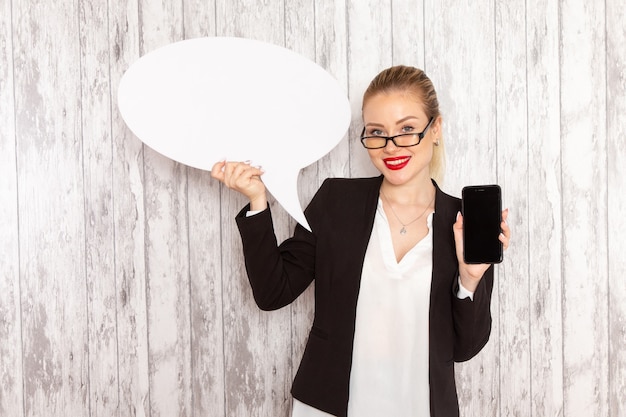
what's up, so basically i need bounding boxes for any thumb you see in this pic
[453,211,464,259]
[453,211,463,232]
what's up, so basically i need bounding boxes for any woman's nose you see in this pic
[383,137,399,152]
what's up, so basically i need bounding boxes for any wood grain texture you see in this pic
[391,0,424,68]
[0,1,23,416]
[560,1,609,416]
[79,1,119,416]
[108,1,152,415]
[182,0,217,39]
[606,1,626,416]
[2,0,626,416]
[187,167,226,417]
[138,2,193,416]
[315,0,351,180]
[13,1,89,416]
[494,1,531,416]
[526,0,564,415]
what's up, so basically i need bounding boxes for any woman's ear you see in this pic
[431,115,443,138]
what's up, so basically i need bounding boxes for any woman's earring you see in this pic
[434,138,440,146]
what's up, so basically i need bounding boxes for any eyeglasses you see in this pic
[360,117,434,149]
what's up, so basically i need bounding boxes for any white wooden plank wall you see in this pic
[1,1,624,416]
[607,1,626,415]
[526,1,564,416]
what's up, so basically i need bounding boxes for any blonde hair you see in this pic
[362,65,445,183]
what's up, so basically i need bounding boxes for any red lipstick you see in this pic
[383,156,411,170]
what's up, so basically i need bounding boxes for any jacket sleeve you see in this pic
[234,207,315,311]
[235,180,331,311]
[452,265,494,361]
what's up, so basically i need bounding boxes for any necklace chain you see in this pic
[380,188,435,235]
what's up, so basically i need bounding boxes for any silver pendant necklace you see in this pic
[380,188,435,235]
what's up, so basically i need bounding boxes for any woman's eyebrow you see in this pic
[365,115,420,127]
[395,115,420,124]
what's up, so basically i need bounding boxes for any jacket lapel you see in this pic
[431,182,461,297]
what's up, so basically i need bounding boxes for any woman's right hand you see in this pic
[211,161,268,211]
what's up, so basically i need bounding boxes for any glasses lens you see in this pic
[362,137,387,149]
[361,134,421,148]
[394,133,420,147]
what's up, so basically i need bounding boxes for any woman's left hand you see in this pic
[453,209,511,292]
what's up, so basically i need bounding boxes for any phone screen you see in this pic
[462,185,503,264]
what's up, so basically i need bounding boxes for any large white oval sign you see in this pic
[118,36,351,231]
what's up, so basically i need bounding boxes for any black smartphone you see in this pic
[462,184,503,264]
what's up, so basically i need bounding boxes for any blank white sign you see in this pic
[118,36,351,231]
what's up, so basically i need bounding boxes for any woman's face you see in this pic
[362,91,440,187]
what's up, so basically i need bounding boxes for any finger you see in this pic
[453,211,464,240]
[210,160,226,182]
[453,211,465,264]
[233,165,257,189]
[500,210,511,240]
[225,163,264,196]
[235,161,264,176]
[224,161,247,188]
[229,161,247,181]
[453,211,463,229]
[231,162,259,185]
[499,228,510,250]
[501,221,511,238]
[237,167,264,186]
[499,232,509,246]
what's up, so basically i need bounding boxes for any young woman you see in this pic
[211,65,511,417]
